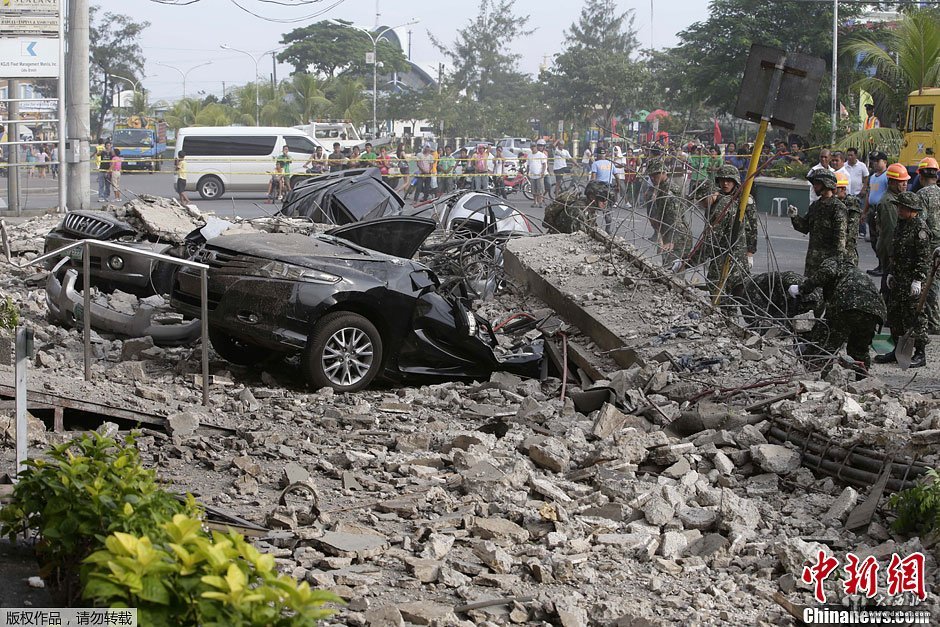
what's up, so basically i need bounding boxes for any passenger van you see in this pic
[900,88,939,172]
[175,127,324,200]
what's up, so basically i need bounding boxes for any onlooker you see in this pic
[492,146,508,197]
[527,142,549,208]
[471,144,492,192]
[613,144,628,203]
[689,144,710,197]
[724,142,746,174]
[50,145,59,179]
[328,142,346,172]
[111,149,123,200]
[267,161,285,203]
[415,144,434,201]
[552,141,572,196]
[831,151,846,175]
[376,146,392,186]
[174,151,190,204]
[361,143,377,168]
[97,140,114,201]
[303,145,327,174]
[581,144,594,171]
[437,145,455,195]
[396,147,412,196]
[808,149,835,202]
[789,142,806,164]
[348,146,362,169]
[454,147,468,190]
[865,150,889,265]
[864,103,880,130]
[842,147,870,198]
[275,145,293,192]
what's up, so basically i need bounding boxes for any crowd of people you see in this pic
[93,140,125,202]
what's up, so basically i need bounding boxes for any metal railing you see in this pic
[0,224,212,406]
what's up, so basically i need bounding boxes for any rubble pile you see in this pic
[0,216,939,624]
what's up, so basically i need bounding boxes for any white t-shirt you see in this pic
[553,148,571,171]
[528,151,548,177]
[842,160,869,196]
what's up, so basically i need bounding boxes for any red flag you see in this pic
[713,118,723,145]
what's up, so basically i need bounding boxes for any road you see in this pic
[0,170,879,276]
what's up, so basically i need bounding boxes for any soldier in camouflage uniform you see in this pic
[835,172,861,266]
[790,257,886,371]
[787,170,847,278]
[915,158,940,333]
[647,160,692,265]
[731,270,819,331]
[874,192,931,368]
[686,164,756,289]
[873,163,911,289]
[543,181,611,234]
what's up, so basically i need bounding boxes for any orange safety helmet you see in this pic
[835,172,850,188]
[886,163,911,181]
[918,157,939,172]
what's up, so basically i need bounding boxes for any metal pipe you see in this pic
[15,326,27,478]
[831,0,838,144]
[83,240,91,381]
[200,267,209,406]
[6,79,19,215]
[57,0,66,213]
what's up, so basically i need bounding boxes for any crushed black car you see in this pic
[170,216,542,392]
[280,167,404,225]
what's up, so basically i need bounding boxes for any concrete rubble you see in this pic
[0,216,939,625]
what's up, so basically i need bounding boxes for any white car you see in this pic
[496,137,533,156]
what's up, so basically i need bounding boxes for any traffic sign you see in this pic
[0,37,59,77]
[0,14,59,34]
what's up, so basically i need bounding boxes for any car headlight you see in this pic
[258,260,341,284]
[465,308,477,336]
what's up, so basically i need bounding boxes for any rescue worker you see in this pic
[789,257,886,372]
[647,160,692,265]
[684,164,756,290]
[787,170,847,278]
[874,192,931,368]
[543,180,609,234]
[916,157,940,333]
[733,270,817,331]
[873,163,911,290]
[835,171,861,266]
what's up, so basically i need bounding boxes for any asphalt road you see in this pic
[0,170,879,276]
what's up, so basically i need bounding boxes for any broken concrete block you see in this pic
[660,531,688,559]
[642,495,675,526]
[471,517,530,544]
[316,531,390,559]
[364,605,404,627]
[166,410,200,437]
[421,533,455,560]
[662,457,691,479]
[397,601,456,626]
[750,444,801,475]
[527,437,570,472]
[407,558,442,583]
[238,388,260,412]
[557,605,589,627]
[823,486,858,523]
[232,456,261,476]
[474,541,514,574]
[592,403,629,439]
[121,335,154,360]
[438,567,471,588]
[712,451,734,476]
[281,461,311,487]
[678,507,717,531]
[396,432,431,452]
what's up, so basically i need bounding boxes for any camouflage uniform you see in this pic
[917,182,940,333]
[842,194,862,266]
[886,194,931,353]
[790,195,848,278]
[801,257,886,369]
[649,178,692,265]
[874,188,901,278]
[693,190,754,289]
[544,191,586,234]
[733,271,818,330]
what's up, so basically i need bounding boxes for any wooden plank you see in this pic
[0,382,166,428]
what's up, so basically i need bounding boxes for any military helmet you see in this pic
[891,191,923,211]
[585,180,612,202]
[807,170,838,190]
[646,160,667,175]
[714,164,741,185]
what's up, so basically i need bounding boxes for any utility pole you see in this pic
[271,52,277,91]
[830,0,838,144]
[6,80,20,215]
[66,0,91,211]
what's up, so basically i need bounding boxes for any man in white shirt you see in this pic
[528,141,549,208]
[842,147,870,197]
[808,148,835,202]
[552,141,572,196]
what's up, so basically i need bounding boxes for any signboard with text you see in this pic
[0,0,59,13]
[0,37,59,77]
[0,14,58,34]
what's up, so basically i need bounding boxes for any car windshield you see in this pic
[113,129,153,146]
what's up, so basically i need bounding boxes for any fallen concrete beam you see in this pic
[0,380,166,428]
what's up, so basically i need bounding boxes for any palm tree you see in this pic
[328,78,369,126]
[287,73,332,124]
[844,9,940,114]
[164,98,205,131]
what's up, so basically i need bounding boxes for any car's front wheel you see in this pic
[303,312,383,392]
[197,175,225,200]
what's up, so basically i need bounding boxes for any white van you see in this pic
[175,126,324,200]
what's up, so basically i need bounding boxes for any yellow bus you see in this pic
[900,88,939,172]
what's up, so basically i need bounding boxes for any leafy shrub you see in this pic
[84,515,340,626]
[0,432,197,595]
[0,295,19,331]
[887,468,940,535]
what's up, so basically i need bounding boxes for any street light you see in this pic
[220,45,284,126]
[331,18,419,138]
[156,61,212,100]
[109,74,145,118]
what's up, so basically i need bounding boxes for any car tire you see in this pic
[303,312,383,393]
[197,175,225,200]
[209,327,265,366]
[149,261,178,295]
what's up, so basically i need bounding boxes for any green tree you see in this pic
[844,9,940,119]
[545,0,644,130]
[279,21,409,79]
[327,78,369,125]
[89,5,149,139]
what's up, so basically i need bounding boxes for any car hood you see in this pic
[326,216,437,259]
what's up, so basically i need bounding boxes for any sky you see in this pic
[96,0,712,103]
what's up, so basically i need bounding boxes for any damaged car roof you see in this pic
[280,168,404,225]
